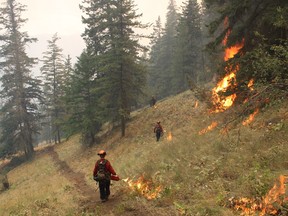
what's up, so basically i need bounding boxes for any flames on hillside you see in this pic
[227,175,288,215]
[167,131,173,141]
[211,17,245,113]
[198,122,218,135]
[242,108,259,126]
[200,17,258,135]
[123,175,162,200]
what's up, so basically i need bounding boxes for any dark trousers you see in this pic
[156,132,161,141]
[99,179,111,200]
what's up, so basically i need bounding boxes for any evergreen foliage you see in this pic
[80,0,147,137]
[149,0,179,99]
[64,50,103,146]
[174,0,203,89]
[148,0,205,99]
[40,33,66,144]
[0,0,42,158]
[204,0,288,91]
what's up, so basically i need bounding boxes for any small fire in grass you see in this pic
[248,79,254,91]
[242,108,259,126]
[194,101,199,108]
[199,121,218,135]
[122,175,162,200]
[228,175,288,215]
[167,131,173,141]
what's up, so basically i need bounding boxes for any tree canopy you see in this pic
[0,0,42,158]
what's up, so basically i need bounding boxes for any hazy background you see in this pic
[1,0,186,67]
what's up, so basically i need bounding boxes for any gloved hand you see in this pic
[111,174,120,181]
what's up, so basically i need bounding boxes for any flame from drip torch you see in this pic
[122,175,162,200]
[199,122,218,135]
[167,131,172,141]
[229,175,288,215]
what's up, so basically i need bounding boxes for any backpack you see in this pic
[155,125,162,133]
[94,159,110,182]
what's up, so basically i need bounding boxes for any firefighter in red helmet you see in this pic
[93,150,117,202]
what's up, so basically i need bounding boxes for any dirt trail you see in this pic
[48,147,124,214]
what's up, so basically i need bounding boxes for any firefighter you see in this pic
[93,150,117,202]
[154,121,163,141]
[150,95,156,107]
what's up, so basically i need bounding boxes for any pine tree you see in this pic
[64,50,103,146]
[40,33,66,144]
[0,0,42,158]
[204,0,288,90]
[147,17,164,96]
[80,0,147,137]
[174,0,203,89]
[63,55,73,88]
[148,0,179,99]
[199,1,219,82]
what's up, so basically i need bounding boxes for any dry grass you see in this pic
[0,90,287,215]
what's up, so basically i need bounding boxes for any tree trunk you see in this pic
[121,115,126,137]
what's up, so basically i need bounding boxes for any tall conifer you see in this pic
[174,0,202,89]
[148,0,179,99]
[80,0,147,137]
[0,0,42,158]
[40,33,66,144]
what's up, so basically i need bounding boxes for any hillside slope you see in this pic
[0,90,287,216]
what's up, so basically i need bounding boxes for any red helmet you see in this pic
[97,150,106,156]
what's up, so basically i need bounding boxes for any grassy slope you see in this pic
[0,90,287,216]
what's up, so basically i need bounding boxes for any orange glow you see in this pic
[224,40,244,61]
[248,79,254,90]
[243,98,249,103]
[242,108,259,126]
[167,131,172,141]
[213,71,236,93]
[194,101,199,108]
[199,122,218,135]
[229,175,288,215]
[123,175,162,200]
[211,17,244,113]
[211,70,237,113]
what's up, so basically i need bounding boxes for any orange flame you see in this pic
[242,108,259,126]
[224,40,244,61]
[167,131,172,141]
[229,175,288,215]
[123,175,162,200]
[211,17,244,113]
[199,122,218,135]
[194,101,199,108]
[260,175,287,215]
[248,79,254,90]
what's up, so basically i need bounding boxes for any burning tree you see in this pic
[210,17,244,113]
[205,0,288,113]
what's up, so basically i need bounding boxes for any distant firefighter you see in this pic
[150,96,156,107]
[154,121,163,141]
